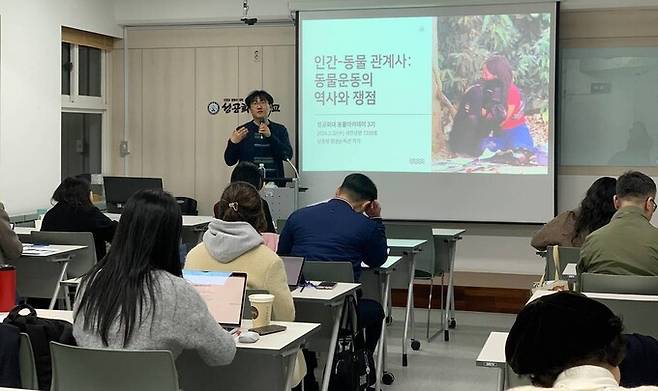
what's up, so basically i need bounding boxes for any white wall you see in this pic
[114,0,292,25]
[0,1,121,214]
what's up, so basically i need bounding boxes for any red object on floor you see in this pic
[0,265,17,311]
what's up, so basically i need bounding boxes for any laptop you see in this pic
[281,256,305,291]
[182,270,247,332]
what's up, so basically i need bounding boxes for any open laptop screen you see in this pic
[281,256,305,287]
[182,270,247,328]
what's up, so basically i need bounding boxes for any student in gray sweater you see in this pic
[73,189,235,366]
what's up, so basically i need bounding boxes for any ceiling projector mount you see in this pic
[241,0,257,25]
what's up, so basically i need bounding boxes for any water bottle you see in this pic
[0,265,16,311]
[258,163,267,179]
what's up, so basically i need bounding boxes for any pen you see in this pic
[300,284,305,292]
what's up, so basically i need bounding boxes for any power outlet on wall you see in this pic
[120,140,130,157]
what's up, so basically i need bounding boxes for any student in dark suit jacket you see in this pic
[41,177,117,261]
[278,173,387,352]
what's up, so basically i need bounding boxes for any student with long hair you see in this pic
[73,189,236,366]
[532,177,617,250]
[42,176,117,260]
[480,55,535,152]
[186,181,305,386]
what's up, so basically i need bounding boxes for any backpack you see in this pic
[328,295,376,391]
[2,304,76,390]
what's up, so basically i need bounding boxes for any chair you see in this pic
[50,342,180,391]
[176,197,198,216]
[579,273,658,295]
[30,231,97,279]
[545,246,580,281]
[302,260,355,283]
[31,231,97,310]
[580,273,658,338]
[18,333,38,390]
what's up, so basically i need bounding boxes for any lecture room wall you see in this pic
[3,0,658,276]
[110,0,658,276]
[0,1,121,214]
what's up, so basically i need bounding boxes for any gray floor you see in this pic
[381,307,516,390]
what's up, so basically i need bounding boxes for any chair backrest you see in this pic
[176,197,198,216]
[545,246,580,280]
[243,289,269,320]
[302,261,355,283]
[30,231,97,278]
[579,273,658,295]
[585,293,658,338]
[50,342,179,391]
[18,333,38,390]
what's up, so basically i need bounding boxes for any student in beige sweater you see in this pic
[186,181,305,386]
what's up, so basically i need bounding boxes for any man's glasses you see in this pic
[649,198,657,211]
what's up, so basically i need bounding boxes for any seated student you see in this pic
[42,177,117,260]
[506,291,658,390]
[0,202,22,262]
[214,161,276,233]
[186,181,305,386]
[74,189,236,366]
[578,171,658,276]
[531,177,616,250]
[277,173,387,352]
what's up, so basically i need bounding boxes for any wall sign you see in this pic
[219,98,281,114]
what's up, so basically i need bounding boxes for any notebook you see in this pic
[281,256,305,291]
[182,270,247,331]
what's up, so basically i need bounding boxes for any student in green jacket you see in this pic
[578,171,658,277]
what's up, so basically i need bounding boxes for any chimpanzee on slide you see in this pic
[448,78,506,157]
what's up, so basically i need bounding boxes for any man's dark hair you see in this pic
[616,171,656,200]
[245,90,274,107]
[231,162,263,190]
[506,291,625,387]
[339,173,378,202]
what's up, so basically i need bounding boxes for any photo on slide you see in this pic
[431,13,551,174]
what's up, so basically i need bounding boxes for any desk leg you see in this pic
[321,302,344,391]
[402,251,416,367]
[283,349,299,391]
[375,272,391,391]
[496,365,506,391]
[443,241,456,341]
[49,261,69,310]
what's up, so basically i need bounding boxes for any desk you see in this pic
[292,282,360,391]
[362,255,404,389]
[178,319,320,391]
[476,331,508,391]
[431,228,465,341]
[13,226,37,235]
[10,245,86,310]
[386,238,426,366]
[0,310,320,391]
[105,213,213,247]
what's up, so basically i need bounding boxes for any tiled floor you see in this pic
[380,307,516,390]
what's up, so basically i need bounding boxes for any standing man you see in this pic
[224,90,293,181]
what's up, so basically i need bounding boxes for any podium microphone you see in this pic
[285,158,300,179]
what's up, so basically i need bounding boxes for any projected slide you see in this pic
[301,13,551,174]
